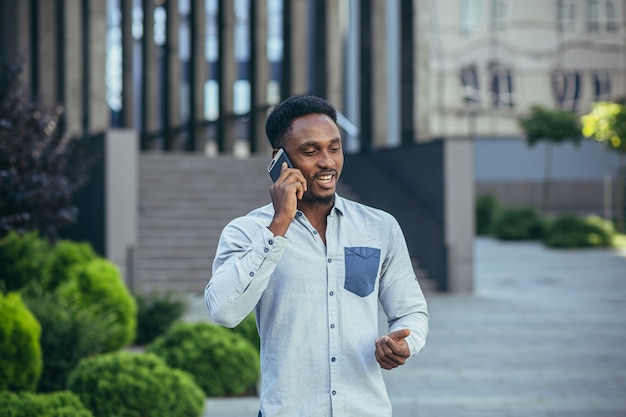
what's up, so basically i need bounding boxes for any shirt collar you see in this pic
[331,194,345,217]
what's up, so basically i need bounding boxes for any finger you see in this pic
[375,338,404,369]
[375,341,397,370]
[388,328,411,341]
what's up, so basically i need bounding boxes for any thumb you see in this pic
[388,328,411,341]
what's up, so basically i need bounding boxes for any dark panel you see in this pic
[249,0,258,153]
[81,0,90,136]
[400,0,414,145]
[341,142,447,291]
[358,0,372,149]
[280,0,291,100]
[60,134,106,257]
[311,0,326,97]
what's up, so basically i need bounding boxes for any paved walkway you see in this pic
[189,237,626,417]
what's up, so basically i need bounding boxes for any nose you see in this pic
[318,149,334,168]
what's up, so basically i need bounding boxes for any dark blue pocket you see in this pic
[344,246,380,297]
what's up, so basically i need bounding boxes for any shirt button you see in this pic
[327,258,332,263]
[329,291,334,296]
[332,390,337,395]
[313,230,318,235]
[268,239,273,245]
[330,324,335,329]
[263,247,269,253]
[297,212,303,217]
[331,357,336,362]
[249,272,254,277]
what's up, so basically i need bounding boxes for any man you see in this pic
[205,95,429,417]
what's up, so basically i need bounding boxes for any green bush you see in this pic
[134,291,188,346]
[147,322,260,397]
[0,231,50,293]
[0,390,93,417]
[44,240,97,290]
[475,194,499,235]
[543,214,615,248]
[23,292,113,392]
[0,292,42,392]
[492,207,546,240]
[58,259,137,352]
[232,313,260,351]
[67,351,205,417]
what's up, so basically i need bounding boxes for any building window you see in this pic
[592,71,611,101]
[557,0,577,32]
[586,0,618,32]
[460,64,481,104]
[551,70,580,111]
[461,0,485,34]
[491,0,508,31]
[489,64,514,108]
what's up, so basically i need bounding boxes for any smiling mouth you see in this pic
[317,174,333,183]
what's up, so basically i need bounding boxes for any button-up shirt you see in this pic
[205,195,429,417]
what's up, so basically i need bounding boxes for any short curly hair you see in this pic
[265,95,338,149]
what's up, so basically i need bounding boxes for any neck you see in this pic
[298,194,335,224]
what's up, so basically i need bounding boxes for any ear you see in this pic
[272,148,279,158]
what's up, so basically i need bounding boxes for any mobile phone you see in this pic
[267,148,294,182]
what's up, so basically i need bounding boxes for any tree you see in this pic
[581,101,626,231]
[519,105,582,211]
[0,62,97,240]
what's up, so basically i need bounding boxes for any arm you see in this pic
[205,219,288,327]
[375,216,429,368]
[205,162,306,327]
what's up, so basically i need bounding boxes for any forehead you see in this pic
[287,113,340,144]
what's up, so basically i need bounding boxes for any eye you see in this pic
[303,150,316,156]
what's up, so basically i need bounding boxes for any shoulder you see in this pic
[337,195,398,225]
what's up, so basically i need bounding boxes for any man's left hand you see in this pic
[375,329,411,370]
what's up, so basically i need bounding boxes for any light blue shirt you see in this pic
[205,195,429,417]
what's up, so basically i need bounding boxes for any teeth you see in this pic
[318,175,332,181]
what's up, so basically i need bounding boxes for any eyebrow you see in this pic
[298,137,342,148]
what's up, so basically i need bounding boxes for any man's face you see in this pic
[280,113,344,205]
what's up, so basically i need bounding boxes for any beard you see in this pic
[302,190,335,206]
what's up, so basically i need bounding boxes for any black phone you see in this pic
[267,148,294,182]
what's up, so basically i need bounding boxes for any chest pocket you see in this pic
[344,246,381,297]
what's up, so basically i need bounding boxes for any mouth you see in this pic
[314,172,337,188]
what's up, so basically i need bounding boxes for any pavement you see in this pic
[186,237,626,417]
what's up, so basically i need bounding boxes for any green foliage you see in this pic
[22,292,113,392]
[232,313,260,351]
[492,207,546,241]
[0,390,94,417]
[581,101,626,153]
[45,239,97,290]
[0,231,50,293]
[519,105,582,146]
[67,351,205,417]
[0,292,42,392]
[475,194,500,235]
[0,63,98,240]
[58,259,137,352]
[543,214,616,248]
[147,322,260,397]
[134,291,188,346]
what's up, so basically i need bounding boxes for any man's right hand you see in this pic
[268,162,306,237]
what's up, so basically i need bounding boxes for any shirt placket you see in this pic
[325,213,340,410]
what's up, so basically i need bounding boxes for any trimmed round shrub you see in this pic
[134,291,188,346]
[475,194,499,235]
[58,259,137,352]
[0,390,93,417]
[45,239,97,290]
[147,322,260,397]
[67,351,205,417]
[492,207,546,240]
[23,292,113,392]
[232,313,260,351]
[0,231,49,293]
[0,292,42,391]
[543,214,615,248]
